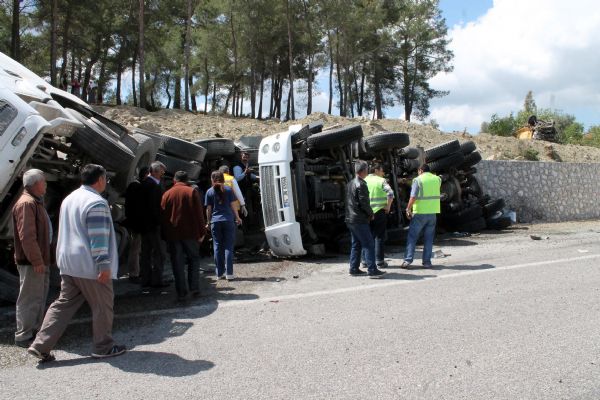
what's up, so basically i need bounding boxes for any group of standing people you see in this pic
[345,160,442,276]
[59,72,95,104]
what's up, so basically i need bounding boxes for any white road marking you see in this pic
[1,253,598,334]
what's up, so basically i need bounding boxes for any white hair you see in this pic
[150,161,166,173]
[219,165,230,174]
[23,169,45,187]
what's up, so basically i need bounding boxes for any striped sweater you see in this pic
[56,185,118,280]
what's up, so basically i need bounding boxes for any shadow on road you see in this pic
[430,263,495,271]
[381,273,437,280]
[37,350,215,377]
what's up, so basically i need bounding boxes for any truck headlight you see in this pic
[273,142,280,152]
[262,144,270,154]
[12,127,26,146]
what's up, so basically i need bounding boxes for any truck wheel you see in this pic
[399,147,420,160]
[161,136,207,162]
[483,198,505,217]
[442,204,483,225]
[425,140,460,162]
[459,151,482,170]
[132,128,165,149]
[0,268,19,303]
[306,124,363,150]
[67,109,135,172]
[486,215,512,230]
[156,152,202,180]
[364,132,410,152]
[403,158,421,172]
[460,141,477,155]
[427,151,465,173]
[455,217,487,233]
[194,138,236,157]
[112,133,157,192]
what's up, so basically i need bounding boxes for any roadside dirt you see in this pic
[96,106,600,163]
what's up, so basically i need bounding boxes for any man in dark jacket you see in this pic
[345,161,385,278]
[124,166,149,283]
[12,169,52,348]
[161,171,206,301]
[138,161,167,288]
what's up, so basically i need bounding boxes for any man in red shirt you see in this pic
[161,171,206,301]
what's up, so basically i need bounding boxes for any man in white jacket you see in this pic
[27,164,126,362]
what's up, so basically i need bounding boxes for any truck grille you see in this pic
[260,165,280,227]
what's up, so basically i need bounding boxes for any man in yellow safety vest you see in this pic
[401,164,441,269]
[364,162,394,268]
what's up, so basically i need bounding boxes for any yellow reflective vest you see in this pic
[223,173,240,210]
[412,172,441,214]
[364,174,389,214]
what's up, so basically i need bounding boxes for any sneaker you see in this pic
[27,347,56,363]
[91,345,127,359]
[422,263,433,268]
[216,274,226,280]
[225,274,234,281]
[368,269,386,278]
[349,269,367,276]
[400,261,413,269]
[377,261,389,269]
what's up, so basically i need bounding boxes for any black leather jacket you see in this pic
[345,177,374,224]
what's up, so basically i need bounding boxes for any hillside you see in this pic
[96,106,600,163]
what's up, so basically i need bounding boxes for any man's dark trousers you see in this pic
[167,239,200,297]
[140,227,165,286]
[347,222,376,273]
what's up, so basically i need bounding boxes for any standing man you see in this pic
[28,164,126,362]
[364,162,395,269]
[12,169,52,348]
[345,160,385,278]
[124,166,149,283]
[139,161,168,288]
[401,164,441,269]
[219,165,248,218]
[233,151,258,225]
[161,171,206,301]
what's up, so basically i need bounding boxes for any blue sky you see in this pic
[439,0,493,28]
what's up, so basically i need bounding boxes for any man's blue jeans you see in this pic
[404,214,437,265]
[167,239,200,297]
[347,222,376,273]
[211,221,236,276]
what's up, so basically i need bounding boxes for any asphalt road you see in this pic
[1,222,600,399]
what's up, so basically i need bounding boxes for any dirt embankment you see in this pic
[96,106,600,163]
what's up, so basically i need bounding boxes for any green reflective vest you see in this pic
[365,174,389,213]
[412,172,441,214]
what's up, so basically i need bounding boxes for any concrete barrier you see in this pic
[475,160,600,223]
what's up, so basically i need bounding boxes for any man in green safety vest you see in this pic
[401,164,441,269]
[363,162,394,269]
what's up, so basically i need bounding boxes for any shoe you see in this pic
[349,269,367,276]
[191,290,201,298]
[91,345,127,359]
[216,274,226,280]
[15,337,34,348]
[176,294,188,302]
[225,275,234,281]
[368,269,386,278]
[377,261,389,268]
[400,261,413,269]
[422,263,433,268]
[150,282,170,289]
[27,347,56,363]
[128,276,142,284]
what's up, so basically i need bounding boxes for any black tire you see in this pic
[0,268,19,303]
[455,217,487,233]
[364,132,410,152]
[460,141,477,155]
[483,198,505,217]
[113,133,158,192]
[194,138,236,157]
[441,179,459,203]
[307,124,363,150]
[399,147,420,159]
[425,140,460,162]
[427,151,465,173]
[156,152,202,180]
[459,151,482,170]
[403,158,421,172]
[486,215,512,230]
[442,204,483,225]
[478,194,491,206]
[161,136,207,162]
[68,110,135,172]
[463,176,483,197]
[133,128,165,149]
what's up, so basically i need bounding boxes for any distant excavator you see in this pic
[514,115,557,142]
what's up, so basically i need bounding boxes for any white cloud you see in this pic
[430,0,600,133]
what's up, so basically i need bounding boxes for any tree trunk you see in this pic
[230,7,238,117]
[374,67,383,119]
[138,0,146,109]
[60,7,71,82]
[81,35,102,102]
[131,51,138,107]
[250,66,256,118]
[327,32,333,114]
[269,58,276,117]
[189,75,197,111]
[334,30,344,116]
[149,72,156,109]
[276,78,283,119]
[204,57,209,113]
[184,0,192,111]
[116,60,123,105]
[165,72,172,108]
[97,45,109,104]
[10,0,20,61]
[286,0,295,120]
[258,66,265,119]
[50,0,58,86]
[174,74,181,109]
[358,65,365,117]
[285,83,291,121]
[211,82,216,112]
[302,0,313,115]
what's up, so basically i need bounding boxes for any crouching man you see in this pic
[28,164,126,362]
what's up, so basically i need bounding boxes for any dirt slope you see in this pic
[96,106,600,163]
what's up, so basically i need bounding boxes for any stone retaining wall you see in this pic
[475,160,600,222]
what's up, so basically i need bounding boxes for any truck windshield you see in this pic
[0,100,18,136]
